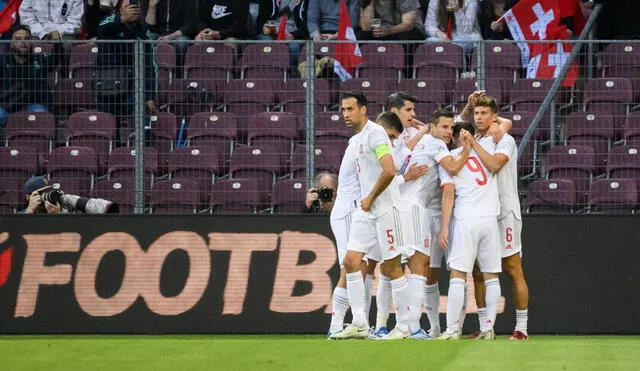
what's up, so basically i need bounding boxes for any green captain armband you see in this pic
[375,144,391,159]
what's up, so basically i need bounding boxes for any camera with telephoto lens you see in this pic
[39,188,63,205]
[39,186,119,214]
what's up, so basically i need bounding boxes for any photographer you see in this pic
[21,177,65,214]
[20,176,119,214]
[304,171,338,213]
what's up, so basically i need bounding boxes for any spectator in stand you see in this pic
[425,0,482,53]
[358,0,426,41]
[142,0,197,74]
[95,0,156,133]
[19,0,83,53]
[478,0,518,40]
[86,0,119,39]
[0,25,60,144]
[307,0,359,41]
[195,0,250,45]
[257,0,308,70]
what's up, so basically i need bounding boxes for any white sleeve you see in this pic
[495,135,516,159]
[458,0,479,34]
[432,141,452,163]
[438,165,454,185]
[424,0,440,37]
[368,127,391,152]
[58,0,84,36]
[19,0,46,39]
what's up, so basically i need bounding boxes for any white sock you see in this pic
[364,274,374,322]
[483,278,501,332]
[477,307,487,331]
[408,274,426,333]
[515,309,528,334]
[329,287,349,334]
[445,278,465,333]
[425,283,441,333]
[375,275,391,330]
[346,272,367,328]
[457,283,469,335]
[390,276,411,333]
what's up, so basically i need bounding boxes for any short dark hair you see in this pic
[386,92,416,110]
[341,91,368,107]
[432,108,455,124]
[376,112,403,133]
[453,121,476,138]
[10,24,31,38]
[474,96,499,113]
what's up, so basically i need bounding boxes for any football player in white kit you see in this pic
[438,96,504,340]
[464,102,530,340]
[330,91,413,340]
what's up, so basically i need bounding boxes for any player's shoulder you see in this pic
[424,134,447,147]
[450,146,464,156]
[499,133,516,145]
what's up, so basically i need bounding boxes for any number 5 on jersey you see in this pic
[386,229,396,251]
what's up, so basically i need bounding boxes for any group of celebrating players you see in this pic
[326,89,530,340]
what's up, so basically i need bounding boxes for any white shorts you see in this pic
[347,207,408,262]
[330,211,354,266]
[405,203,431,257]
[448,216,501,274]
[428,213,451,268]
[498,212,523,258]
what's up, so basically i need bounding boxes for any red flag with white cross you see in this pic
[526,25,578,87]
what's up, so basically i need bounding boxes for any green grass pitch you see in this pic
[2,335,639,371]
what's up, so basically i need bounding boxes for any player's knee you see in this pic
[427,268,440,284]
[503,255,524,281]
[343,254,361,272]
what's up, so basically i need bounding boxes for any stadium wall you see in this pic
[0,215,638,334]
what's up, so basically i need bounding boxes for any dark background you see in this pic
[0,215,638,334]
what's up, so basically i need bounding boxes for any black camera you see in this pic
[39,189,63,205]
[312,187,334,207]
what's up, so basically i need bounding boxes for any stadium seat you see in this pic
[168,145,220,206]
[452,78,503,110]
[546,145,596,203]
[563,111,615,173]
[210,178,262,214]
[165,78,219,118]
[606,146,640,187]
[278,79,332,118]
[150,179,200,214]
[92,179,136,214]
[290,145,342,179]
[223,79,278,138]
[128,112,179,174]
[413,42,464,91]
[272,179,307,213]
[184,43,234,83]
[69,43,98,79]
[0,178,22,214]
[154,43,177,104]
[601,42,640,101]
[0,147,39,202]
[240,43,291,80]
[107,147,158,187]
[508,78,555,142]
[396,79,448,118]
[247,112,299,157]
[297,43,336,65]
[186,112,238,172]
[503,111,537,178]
[588,178,637,213]
[583,78,633,136]
[5,111,56,155]
[67,111,117,173]
[357,43,405,82]
[623,111,640,147]
[54,78,95,114]
[47,146,98,195]
[471,43,521,86]
[526,179,578,213]
[340,78,393,112]
[229,146,285,204]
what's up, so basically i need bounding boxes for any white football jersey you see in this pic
[354,121,400,217]
[439,136,500,220]
[495,134,522,219]
[331,135,361,220]
[392,126,416,174]
[400,134,451,208]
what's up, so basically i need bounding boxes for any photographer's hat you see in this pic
[24,177,50,195]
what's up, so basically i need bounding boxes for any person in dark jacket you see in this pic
[478,0,517,40]
[96,0,157,133]
[195,0,250,43]
[0,25,60,144]
[256,0,308,69]
[142,0,197,73]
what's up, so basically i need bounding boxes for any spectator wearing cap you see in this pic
[21,176,62,214]
[0,25,61,145]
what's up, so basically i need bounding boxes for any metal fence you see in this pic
[1,38,639,214]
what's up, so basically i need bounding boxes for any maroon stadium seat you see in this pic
[340,78,393,112]
[527,178,578,213]
[546,145,596,203]
[278,79,332,118]
[210,178,262,214]
[452,78,504,109]
[247,112,299,157]
[563,111,615,173]
[186,112,238,172]
[69,43,98,79]
[601,42,640,102]
[272,179,307,213]
[5,111,55,155]
[588,178,637,213]
[396,79,448,118]
[583,78,633,136]
[606,145,640,189]
[357,43,404,82]
[413,42,464,91]
[623,111,640,147]
[67,111,117,172]
[471,43,521,87]
[168,145,220,206]
[54,78,95,114]
[223,79,278,138]
[151,179,200,214]
[0,147,39,201]
[502,111,537,178]
[47,146,98,195]
[241,43,290,80]
[290,145,342,179]
[229,145,285,204]
[92,179,136,214]
[107,147,158,187]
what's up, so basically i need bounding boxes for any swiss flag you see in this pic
[502,0,561,66]
[526,26,578,87]
[0,0,22,35]
[334,0,363,81]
